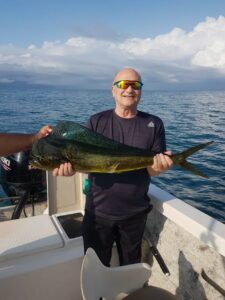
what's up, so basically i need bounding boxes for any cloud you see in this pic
[1,16,225,89]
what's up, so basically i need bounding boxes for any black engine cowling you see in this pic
[0,151,46,219]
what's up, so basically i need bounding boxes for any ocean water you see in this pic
[0,85,225,223]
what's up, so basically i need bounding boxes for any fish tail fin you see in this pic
[172,141,214,178]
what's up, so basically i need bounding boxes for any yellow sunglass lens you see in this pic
[114,80,143,90]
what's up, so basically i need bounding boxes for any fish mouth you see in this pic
[29,155,46,168]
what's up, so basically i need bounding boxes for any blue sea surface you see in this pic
[0,85,225,223]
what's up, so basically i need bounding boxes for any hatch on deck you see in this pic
[47,171,86,240]
[47,172,86,215]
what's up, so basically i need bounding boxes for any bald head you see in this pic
[113,68,142,84]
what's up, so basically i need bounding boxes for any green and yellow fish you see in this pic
[30,120,213,178]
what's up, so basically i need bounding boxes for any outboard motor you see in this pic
[0,151,46,219]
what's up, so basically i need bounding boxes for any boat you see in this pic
[0,171,225,299]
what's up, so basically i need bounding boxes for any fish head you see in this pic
[30,136,66,170]
[29,154,61,170]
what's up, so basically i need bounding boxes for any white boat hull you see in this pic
[0,173,225,299]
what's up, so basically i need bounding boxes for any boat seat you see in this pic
[80,247,152,300]
[0,214,63,262]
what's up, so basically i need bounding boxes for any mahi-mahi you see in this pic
[30,120,213,178]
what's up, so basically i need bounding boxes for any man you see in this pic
[55,68,173,266]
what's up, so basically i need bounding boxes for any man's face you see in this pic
[112,69,142,110]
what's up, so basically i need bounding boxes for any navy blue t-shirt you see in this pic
[85,109,166,220]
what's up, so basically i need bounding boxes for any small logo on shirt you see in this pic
[147,121,155,128]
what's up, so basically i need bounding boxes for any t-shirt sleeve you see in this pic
[151,119,167,153]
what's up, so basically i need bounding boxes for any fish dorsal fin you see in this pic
[52,120,120,148]
[52,121,149,154]
[52,121,83,139]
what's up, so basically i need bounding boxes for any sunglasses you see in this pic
[113,80,143,90]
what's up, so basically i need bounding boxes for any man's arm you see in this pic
[0,125,52,156]
[146,118,173,176]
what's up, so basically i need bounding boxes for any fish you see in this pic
[30,120,214,178]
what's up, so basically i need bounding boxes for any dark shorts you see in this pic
[82,211,148,266]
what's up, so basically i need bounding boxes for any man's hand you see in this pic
[147,151,173,176]
[52,162,75,177]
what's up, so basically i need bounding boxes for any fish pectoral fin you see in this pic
[108,163,120,173]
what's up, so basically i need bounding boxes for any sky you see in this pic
[1,0,225,90]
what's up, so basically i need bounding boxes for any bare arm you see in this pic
[0,125,52,156]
